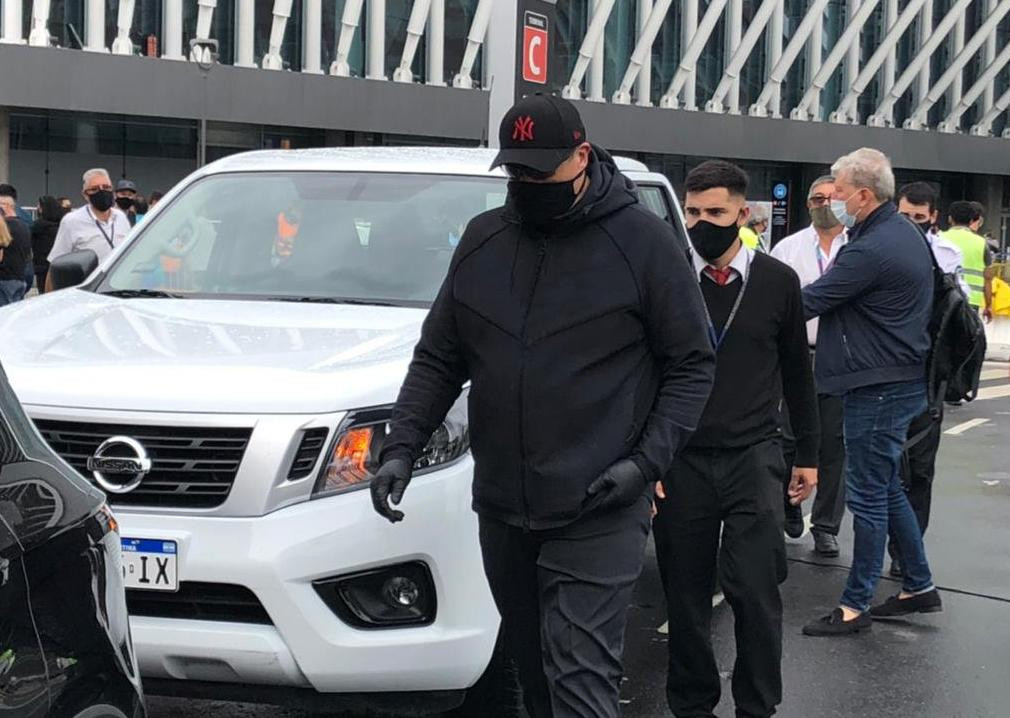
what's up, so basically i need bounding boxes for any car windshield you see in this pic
[99,171,508,306]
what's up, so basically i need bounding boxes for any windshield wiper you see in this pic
[270,296,399,307]
[97,288,187,299]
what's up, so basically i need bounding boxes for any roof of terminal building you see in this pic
[201,146,651,177]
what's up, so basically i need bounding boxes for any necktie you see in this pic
[704,266,734,286]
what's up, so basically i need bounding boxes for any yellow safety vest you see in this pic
[739,226,760,250]
[942,227,987,307]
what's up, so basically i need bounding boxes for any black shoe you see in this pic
[870,589,943,619]
[784,503,804,539]
[889,559,903,578]
[803,608,872,636]
[813,531,840,557]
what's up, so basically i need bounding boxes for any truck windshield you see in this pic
[99,172,508,306]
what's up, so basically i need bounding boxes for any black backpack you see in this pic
[919,232,987,410]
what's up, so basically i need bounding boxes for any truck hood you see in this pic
[0,290,426,414]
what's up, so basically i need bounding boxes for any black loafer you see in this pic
[813,531,840,557]
[870,589,943,619]
[803,608,872,637]
[784,503,805,539]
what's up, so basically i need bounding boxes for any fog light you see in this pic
[313,561,436,629]
[384,576,419,608]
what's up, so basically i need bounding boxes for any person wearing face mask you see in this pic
[653,160,818,718]
[368,93,715,718]
[802,148,941,638]
[115,180,139,226]
[46,168,132,291]
[769,176,848,558]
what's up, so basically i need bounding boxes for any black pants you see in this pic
[888,404,944,561]
[478,495,652,718]
[653,440,786,718]
[781,393,846,535]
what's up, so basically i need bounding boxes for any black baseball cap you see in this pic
[490,93,587,173]
[116,179,137,193]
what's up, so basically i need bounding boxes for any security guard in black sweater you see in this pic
[369,94,715,717]
[653,161,819,718]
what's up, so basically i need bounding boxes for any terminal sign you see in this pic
[523,12,549,84]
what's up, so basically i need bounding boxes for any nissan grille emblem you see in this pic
[86,436,152,494]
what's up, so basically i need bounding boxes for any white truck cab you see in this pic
[0,147,687,714]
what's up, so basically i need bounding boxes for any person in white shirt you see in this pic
[770,175,847,558]
[887,181,964,579]
[45,168,131,292]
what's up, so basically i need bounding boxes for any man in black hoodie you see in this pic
[369,94,715,717]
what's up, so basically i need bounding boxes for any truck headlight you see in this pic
[312,389,470,499]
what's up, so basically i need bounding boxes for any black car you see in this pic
[0,361,145,717]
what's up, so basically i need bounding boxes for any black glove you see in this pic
[586,459,648,511]
[370,458,412,523]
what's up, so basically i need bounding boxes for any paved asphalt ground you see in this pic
[150,364,1010,718]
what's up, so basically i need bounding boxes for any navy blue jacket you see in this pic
[803,202,932,396]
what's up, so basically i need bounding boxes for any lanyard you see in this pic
[699,252,753,350]
[88,208,116,249]
[815,243,833,276]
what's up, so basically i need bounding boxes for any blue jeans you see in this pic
[0,279,26,306]
[840,379,934,612]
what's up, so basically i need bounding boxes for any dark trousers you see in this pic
[888,404,944,561]
[478,495,652,718]
[780,393,846,535]
[653,440,786,718]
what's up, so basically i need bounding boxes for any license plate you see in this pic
[121,538,178,591]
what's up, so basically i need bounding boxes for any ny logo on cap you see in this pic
[513,116,535,142]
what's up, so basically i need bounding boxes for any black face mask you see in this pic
[916,220,933,235]
[88,189,115,213]
[507,171,586,227]
[689,218,741,263]
[115,196,134,211]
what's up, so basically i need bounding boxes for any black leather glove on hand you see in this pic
[586,459,648,511]
[370,458,412,523]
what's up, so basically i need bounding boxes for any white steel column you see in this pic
[767,0,784,113]
[485,0,516,141]
[261,0,293,70]
[915,0,932,106]
[303,0,322,73]
[681,0,699,110]
[28,0,51,46]
[867,0,972,126]
[983,0,996,112]
[660,0,730,109]
[367,0,387,79]
[636,0,653,106]
[950,14,965,106]
[707,0,780,113]
[588,0,606,102]
[393,0,434,82]
[235,0,255,67]
[111,0,136,54]
[845,0,860,90]
[939,42,1010,131]
[427,0,445,86]
[1,0,23,43]
[792,0,881,120]
[751,0,830,117]
[561,0,617,100]
[452,0,492,89]
[971,84,1010,135]
[831,0,927,123]
[85,0,107,51]
[882,0,898,97]
[726,0,743,113]
[163,0,184,59]
[805,7,824,121]
[330,0,363,76]
[904,0,1010,129]
[614,0,673,105]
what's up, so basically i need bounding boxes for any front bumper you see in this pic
[119,456,500,694]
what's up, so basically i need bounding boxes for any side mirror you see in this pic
[49,250,100,291]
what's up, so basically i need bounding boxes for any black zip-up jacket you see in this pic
[381,149,715,529]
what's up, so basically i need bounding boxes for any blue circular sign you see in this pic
[773,183,788,200]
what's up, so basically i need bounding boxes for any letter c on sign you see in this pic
[528,35,542,77]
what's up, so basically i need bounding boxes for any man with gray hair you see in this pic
[770,175,847,556]
[800,148,941,637]
[740,202,769,250]
[46,168,131,291]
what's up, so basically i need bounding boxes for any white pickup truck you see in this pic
[0,147,688,715]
